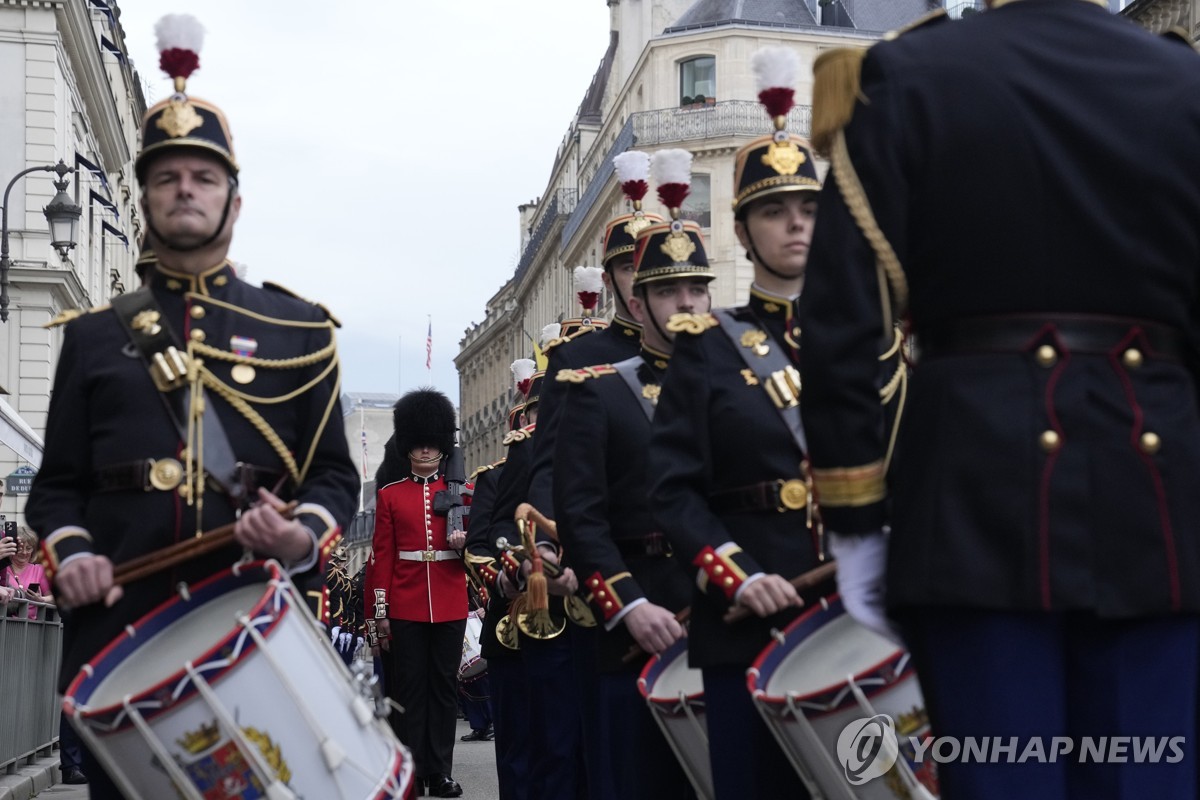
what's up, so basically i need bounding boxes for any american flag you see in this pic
[425,317,433,370]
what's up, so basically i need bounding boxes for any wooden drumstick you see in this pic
[722,561,837,624]
[114,501,298,586]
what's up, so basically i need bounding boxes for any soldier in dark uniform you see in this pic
[463,401,530,798]
[799,3,1200,797]
[553,194,715,800]
[366,388,468,798]
[647,106,823,796]
[24,17,358,799]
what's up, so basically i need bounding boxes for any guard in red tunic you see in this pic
[366,388,469,798]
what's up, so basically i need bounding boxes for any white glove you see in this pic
[829,531,903,646]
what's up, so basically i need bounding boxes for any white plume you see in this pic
[573,266,605,294]
[511,358,536,385]
[613,151,650,183]
[155,14,205,53]
[650,149,693,187]
[540,323,562,347]
[751,47,800,92]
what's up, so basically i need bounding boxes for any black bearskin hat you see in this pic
[374,433,405,489]
[392,387,457,459]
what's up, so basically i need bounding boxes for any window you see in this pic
[680,56,715,107]
[681,175,711,229]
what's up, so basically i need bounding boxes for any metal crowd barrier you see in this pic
[0,599,61,775]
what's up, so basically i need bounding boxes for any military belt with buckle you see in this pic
[614,532,673,558]
[92,459,283,494]
[397,549,461,562]
[710,478,808,515]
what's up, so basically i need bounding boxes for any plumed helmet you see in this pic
[391,387,457,459]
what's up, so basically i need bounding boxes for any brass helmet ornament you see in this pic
[553,267,610,343]
[610,151,659,245]
[732,47,820,217]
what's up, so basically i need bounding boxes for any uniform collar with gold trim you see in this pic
[151,260,237,296]
[748,284,798,320]
[640,344,671,374]
[613,315,642,340]
[409,471,441,485]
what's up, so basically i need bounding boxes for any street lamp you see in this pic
[1,160,82,323]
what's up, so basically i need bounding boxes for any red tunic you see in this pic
[366,475,469,623]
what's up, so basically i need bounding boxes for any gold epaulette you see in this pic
[43,305,110,329]
[811,9,946,155]
[545,325,599,353]
[469,458,506,480]
[665,312,719,335]
[555,364,617,384]
[262,281,342,328]
[502,424,536,446]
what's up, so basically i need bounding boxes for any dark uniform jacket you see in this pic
[799,0,1200,617]
[649,291,822,667]
[26,261,358,690]
[464,461,515,660]
[527,318,641,515]
[553,348,692,672]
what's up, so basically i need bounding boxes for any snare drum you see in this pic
[637,637,714,800]
[64,561,415,800]
[747,595,939,800]
[460,614,486,679]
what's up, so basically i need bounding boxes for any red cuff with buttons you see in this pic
[500,551,522,584]
[585,571,641,623]
[693,544,754,601]
[478,559,500,589]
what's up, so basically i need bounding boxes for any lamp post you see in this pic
[1,160,82,323]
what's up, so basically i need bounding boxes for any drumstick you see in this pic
[619,561,837,665]
[114,501,298,586]
[722,561,837,624]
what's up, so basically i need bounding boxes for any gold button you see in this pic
[189,305,206,319]
[1035,345,1057,367]
[702,553,714,564]
[604,601,613,610]
[1140,432,1161,455]
[723,577,735,587]
[189,329,206,342]
[713,565,724,575]
[1039,430,1061,453]
[1122,349,1144,369]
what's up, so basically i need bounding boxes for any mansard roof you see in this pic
[666,0,941,34]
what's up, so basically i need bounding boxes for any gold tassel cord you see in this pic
[201,370,301,484]
[811,47,867,156]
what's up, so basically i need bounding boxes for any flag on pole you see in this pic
[426,317,433,371]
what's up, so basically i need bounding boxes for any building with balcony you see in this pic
[455,0,937,469]
[0,0,145,526]
[1123,0,1197,39]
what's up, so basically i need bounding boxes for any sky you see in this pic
[116,0,613,405]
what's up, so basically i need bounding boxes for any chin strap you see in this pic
[744,227,794,281]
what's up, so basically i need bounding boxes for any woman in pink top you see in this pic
[3,526,51,618]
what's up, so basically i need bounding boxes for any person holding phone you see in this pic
[2,527,50,618]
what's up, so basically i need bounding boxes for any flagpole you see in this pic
[398,334,402,395]
[359,402,367,512]
[427,315,433,380]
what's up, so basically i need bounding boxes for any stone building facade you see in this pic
[455,0,938,469]
[0,0,144,526]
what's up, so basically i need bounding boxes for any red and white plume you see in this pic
[751,46,800,130]
[540,323,562,349]
[512,358,537,398]
[573,266,605,313]
[613,150,650,211]
[155,14,205,93]
[650,149,693,218]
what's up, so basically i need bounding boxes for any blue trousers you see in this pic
[900,608,1200,800]
[701,665,810,799]
[595,669,696,800]
[522,634,585,800]
[490,655,531,800]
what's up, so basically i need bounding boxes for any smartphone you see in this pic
[28,583,40,594]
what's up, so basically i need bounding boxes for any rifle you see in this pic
[433,445,472,535]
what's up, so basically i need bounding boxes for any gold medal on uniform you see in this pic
[230,335,258,384]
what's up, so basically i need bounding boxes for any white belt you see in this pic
[397,549,461,562]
